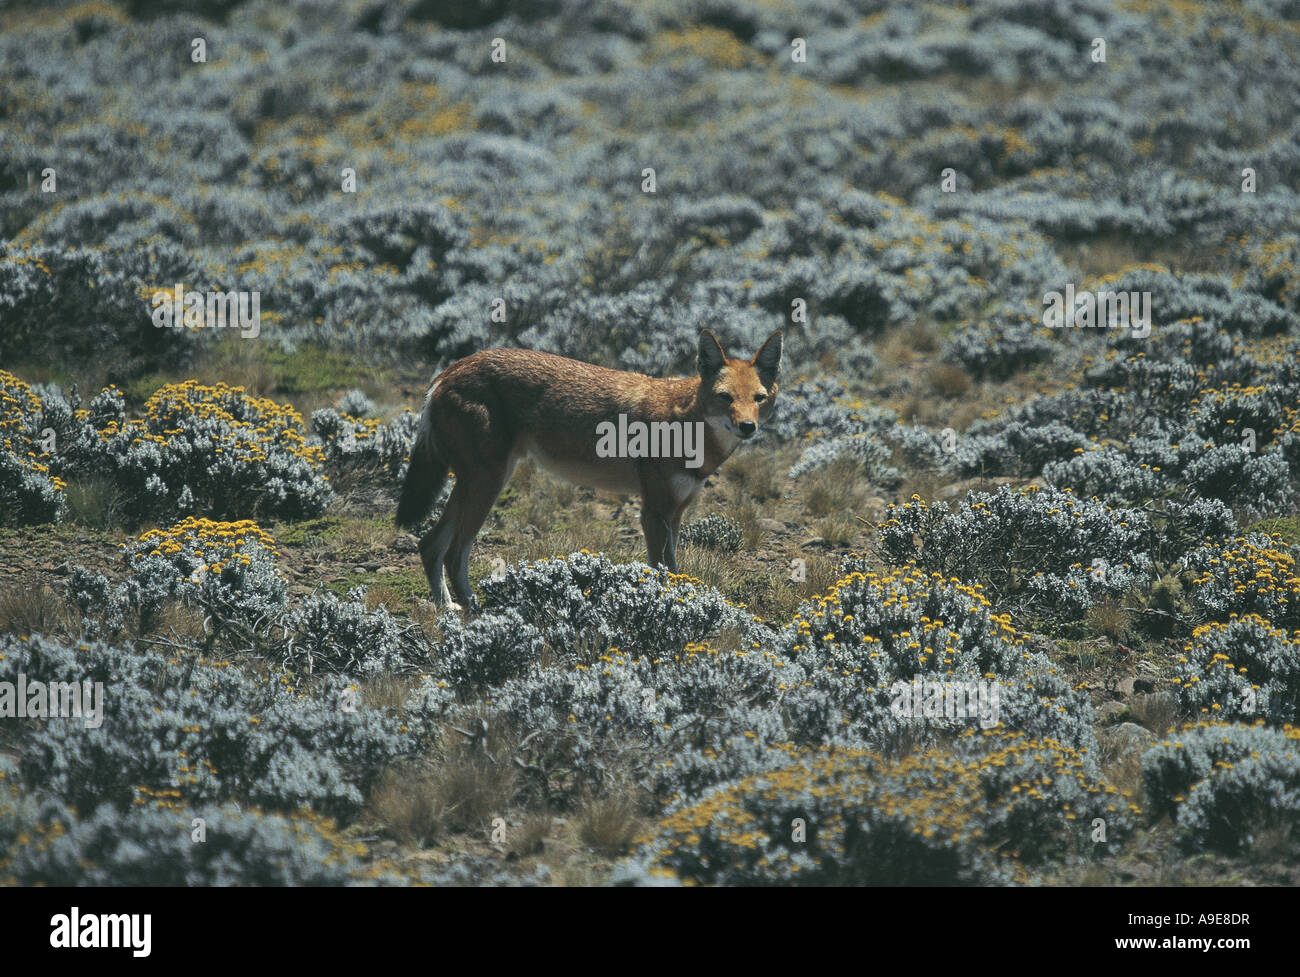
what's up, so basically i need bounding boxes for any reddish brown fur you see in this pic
[397,329,781,609]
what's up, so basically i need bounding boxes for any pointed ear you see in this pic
[752,330,782,388]
[698,329,727,377]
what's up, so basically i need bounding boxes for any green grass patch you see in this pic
[1245,516,1300,547]
[121,372,171,404]
[2,360,103,394]
[0,520,119,561]
[261,345,382,395]
[274,516,344,548]
[325,568,429,611]
[64,474,133,532]
[334,515,400,562]
[117,339,389,407]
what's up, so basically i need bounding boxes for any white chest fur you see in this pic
[705,415,742,456]
[670,472,700,505]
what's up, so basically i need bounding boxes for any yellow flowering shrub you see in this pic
[635,730,1138,885]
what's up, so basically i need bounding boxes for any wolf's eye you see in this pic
[716,391,733,403]
[754,393,766,403]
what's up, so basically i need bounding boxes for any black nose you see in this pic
[739,421,756,437]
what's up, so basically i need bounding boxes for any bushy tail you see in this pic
[395,422,449,530]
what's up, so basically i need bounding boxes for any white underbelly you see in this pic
[522,439,642,495]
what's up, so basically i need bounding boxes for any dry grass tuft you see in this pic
[0,577,78,639]
[1085,599,1132,642]
[926,362,972,397]
[1129,692,1179,736]
[433,717,519,835]
[368,762,443,847]
[577,788,645,856]
[725,448,784,502]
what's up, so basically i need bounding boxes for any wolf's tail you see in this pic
[395,406,450,530]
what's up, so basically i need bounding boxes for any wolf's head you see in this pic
[697,329,782,441]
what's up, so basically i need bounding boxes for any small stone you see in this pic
[1097,701,1131,724]
[1118,676,1158,697]
[1099,722,1156,755]
[934,480,979,501]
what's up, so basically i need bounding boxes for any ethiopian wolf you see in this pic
[396,329,782,609]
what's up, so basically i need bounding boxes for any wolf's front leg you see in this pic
[640,506,674,571]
